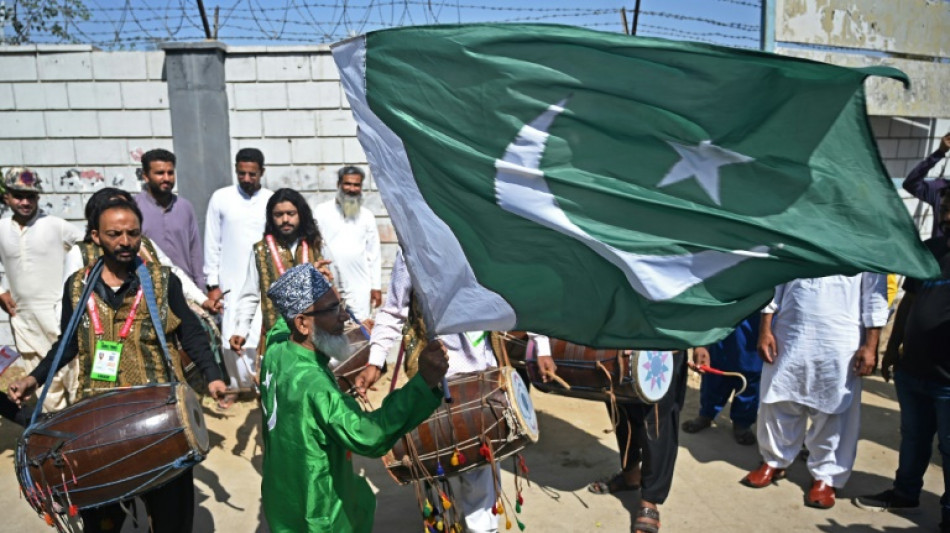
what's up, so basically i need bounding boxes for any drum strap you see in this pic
[137,261,177,382]
[31,258,105,426]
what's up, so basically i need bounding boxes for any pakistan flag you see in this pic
[331,24,938,349]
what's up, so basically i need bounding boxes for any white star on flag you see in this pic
[657,140,755,205]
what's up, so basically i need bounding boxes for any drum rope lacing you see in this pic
[18,258,204,530]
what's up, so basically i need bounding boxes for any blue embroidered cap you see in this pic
[266,263,332,320]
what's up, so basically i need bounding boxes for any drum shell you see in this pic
[179,302,230,395]
[383,368,531,484]
[17,383,208,511]
[518,339,677,403]
[332,324,372,393]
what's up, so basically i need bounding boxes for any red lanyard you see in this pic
[87,286,144,339]
[265,235,309,276]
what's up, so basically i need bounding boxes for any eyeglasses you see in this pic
[301,298,346,317]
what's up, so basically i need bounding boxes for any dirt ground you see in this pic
[0,369,944,532]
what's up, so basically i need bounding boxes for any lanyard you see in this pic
[265,234,308,276]
[86,285,144,339]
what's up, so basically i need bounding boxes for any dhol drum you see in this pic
[179,301,230,395]
[518,338,677,404]
[383,367,538,484]
[16,383,209,515]
[331,324,372,393]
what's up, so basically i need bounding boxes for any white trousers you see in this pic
[222,347,258,389]
[453,466,499,533]
[11,308,78,412]
[757,399,861,488]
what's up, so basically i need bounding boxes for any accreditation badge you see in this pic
[91,340,123,382]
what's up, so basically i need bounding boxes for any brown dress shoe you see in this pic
[741,463,786,488]
[806,479,836,509]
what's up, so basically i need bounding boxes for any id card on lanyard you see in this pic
[88,286,144,382]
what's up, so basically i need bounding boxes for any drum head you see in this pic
[179,384,210,454]
[503,367,540,442]
[633,351,674,403]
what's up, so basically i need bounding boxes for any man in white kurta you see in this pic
[313,166,381,322]
[204,148,273,389]
[744,274,887,508]
[0,168,83,412]
[356,249,498,533]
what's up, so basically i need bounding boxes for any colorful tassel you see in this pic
[516,518,526,531]
[440,492,452,510]
[423,500,434,518]
[436,462,445,477]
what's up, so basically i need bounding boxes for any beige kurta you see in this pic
[0,212,83,411]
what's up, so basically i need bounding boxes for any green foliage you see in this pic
[0,0,90,44]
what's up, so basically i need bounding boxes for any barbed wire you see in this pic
[7,1,762,50]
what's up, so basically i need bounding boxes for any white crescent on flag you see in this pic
[493,99,770,301]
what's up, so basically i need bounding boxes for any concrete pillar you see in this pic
[160,41,231,237]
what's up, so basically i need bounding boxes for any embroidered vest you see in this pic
[401,291,505,378]
[70,262,184,398]
[253,237,321,334]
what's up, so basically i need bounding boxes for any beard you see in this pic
[337,189,362,219]
[276,224,301,245]
[310,328,351,361]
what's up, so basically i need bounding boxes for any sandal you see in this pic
[634,506,660,533]
[588,471,640,494]
[733,424,756,446]
[681,416,713,434]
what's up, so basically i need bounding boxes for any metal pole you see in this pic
[632,0,642,36]
[760,0,775,51]
[620,7,630,35]
[196,0,212,40]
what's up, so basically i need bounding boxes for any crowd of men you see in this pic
[0,134,947,533]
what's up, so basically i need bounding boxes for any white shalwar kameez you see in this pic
[204,185,272,388]
[313,200,381,322]
[757,274,887,488]
[369,250,498,533]
[0,212,83,412]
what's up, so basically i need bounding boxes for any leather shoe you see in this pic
[806,479,836,509]
[741,463,786,488]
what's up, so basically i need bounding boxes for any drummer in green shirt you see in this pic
[260,262,448,533]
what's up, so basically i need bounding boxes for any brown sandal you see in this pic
[634,506,660,533]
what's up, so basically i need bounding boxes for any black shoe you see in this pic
[681,416,713,434]
[854,489,920,514]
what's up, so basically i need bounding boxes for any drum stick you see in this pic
[543,370,571,390]
[345,307,371,341]
[691,364,748,396]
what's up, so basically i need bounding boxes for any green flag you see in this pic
[331,23,937,349]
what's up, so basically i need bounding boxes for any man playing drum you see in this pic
[356,248,501,533]
[7,197,228,533]
[259,263,448,533]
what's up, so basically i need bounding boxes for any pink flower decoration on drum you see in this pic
[641,351,670,391]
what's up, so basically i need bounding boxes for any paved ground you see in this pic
[0,370,943,532]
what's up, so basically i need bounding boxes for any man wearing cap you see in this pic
[0,167,83,412]
[259,263,448,533]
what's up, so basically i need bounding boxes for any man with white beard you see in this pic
[313,166,381,322]
[258,262,447,533]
